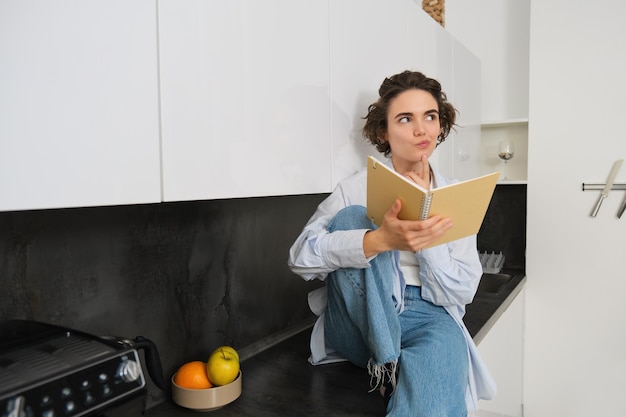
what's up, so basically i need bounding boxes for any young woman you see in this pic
[288,71,495,416]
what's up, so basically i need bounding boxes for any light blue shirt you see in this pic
[288,160,496,409]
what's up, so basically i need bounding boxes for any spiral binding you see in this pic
[420,194,433,220]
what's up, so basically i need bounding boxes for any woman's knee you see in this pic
[327,205,373,232]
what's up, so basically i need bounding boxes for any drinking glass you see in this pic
[498,141,515,180]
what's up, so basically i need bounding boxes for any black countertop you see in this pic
[145,272,526,417]
[465,269,526,344]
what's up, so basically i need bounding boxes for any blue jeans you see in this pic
[324,206,468,417]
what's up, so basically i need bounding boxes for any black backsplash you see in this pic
[478,184,527,270]
[0,185,525,405]
[0,194,326,404]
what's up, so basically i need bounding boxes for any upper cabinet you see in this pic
[436,37,483,181]
[409,9,482,182]
[328,0,408,185]
[329,0,481,184]
[0,0,482,211]
[0,0,161,211]
[445,0,530,182]
[158,0,331,201]
[449,38,482,181]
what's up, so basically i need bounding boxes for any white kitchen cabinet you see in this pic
[158,0,331,201]
[328,0,409,184]
[329,0,474,185]
[158,0,481,197]
[407,8,450,174]
[0,1,483,211]
[445,0,530,183]
[438,38,482,181]
[407,6,445,85]
[0,0,161,211]
[445,0,529,124]
[476,287,525,417]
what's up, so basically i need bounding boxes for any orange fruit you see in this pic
[173,361,213,389]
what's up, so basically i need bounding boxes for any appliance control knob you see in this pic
[7,395,26,417]
[117,359,140,383]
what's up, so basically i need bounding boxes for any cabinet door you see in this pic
[158,0,331,201]
[448,38,482,181]
[406,5,441,84]
[416,33,481,181]
[329,0,409,185]
[329,0,471,185]
[0,0,161,211]
[477,288,525,416]
[407,8,453,171]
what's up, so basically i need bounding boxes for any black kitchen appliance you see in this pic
[0,320,164,417]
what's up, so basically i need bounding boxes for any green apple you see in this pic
[207,348,240,386]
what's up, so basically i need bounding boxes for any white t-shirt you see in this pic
[399,250,421,286]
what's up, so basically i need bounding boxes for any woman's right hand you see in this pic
[363,198,452,257]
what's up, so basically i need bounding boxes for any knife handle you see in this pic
[618,197,626,219]
[591,195,606,217]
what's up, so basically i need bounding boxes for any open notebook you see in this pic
[366,156,499,249]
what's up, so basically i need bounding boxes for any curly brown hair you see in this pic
[362,71,458,157]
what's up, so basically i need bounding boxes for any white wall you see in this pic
[525,1,626,416]
[447,1,626,415]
